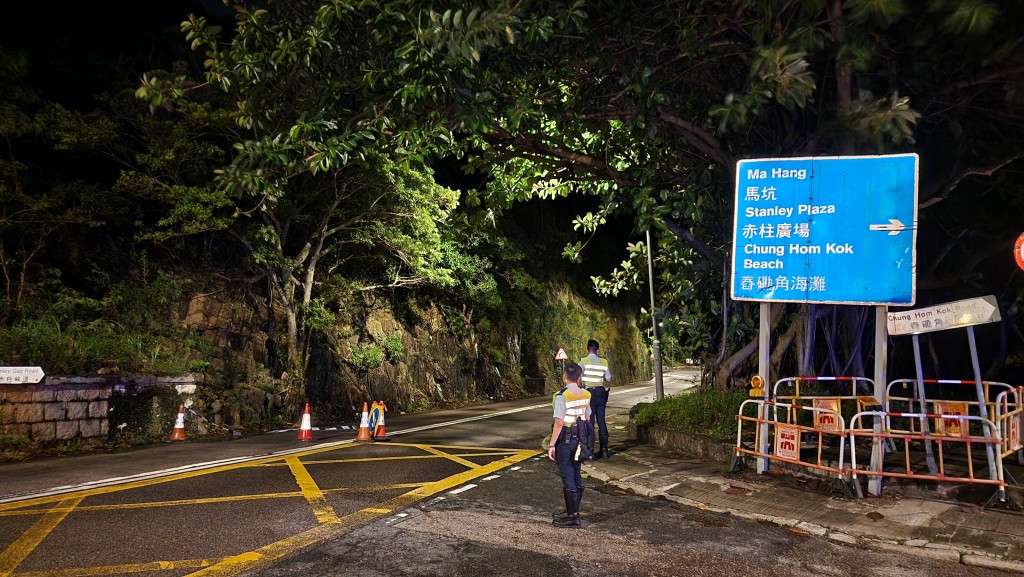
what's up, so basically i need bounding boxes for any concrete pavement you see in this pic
[583,423,1024,575]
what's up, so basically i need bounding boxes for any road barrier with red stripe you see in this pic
[847,410,1007,501]
[993,387,1024,462]
[735,399,852,493]
[884,379,1015,436]
[734,376,1021,502]
[772,376,879,432]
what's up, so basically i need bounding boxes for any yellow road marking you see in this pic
[0,444,540,577]
[287,451,521,465]
[285,457,341,524]
[0,483,432,517]
[14,557,225,577]
[413,445,482,470]
[0,497,82,577]
[0,443,361,513]
[185,449,539,577]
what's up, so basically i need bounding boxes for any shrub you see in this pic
[631,388,747,439]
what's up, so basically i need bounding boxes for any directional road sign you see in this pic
[886,295,1000,336]
[0,366,45,384]
[554,347,568,361]
[731,154,918,305]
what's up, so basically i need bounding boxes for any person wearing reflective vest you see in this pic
[580,339,612,459]
[548,361,592,528]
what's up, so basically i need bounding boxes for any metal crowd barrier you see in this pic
[773,376,878,432]
[847,411,1006,502]
[884,379,1015,436]
[993,386,1024,462]
[735,399,851,493]
[734,376,1022,501]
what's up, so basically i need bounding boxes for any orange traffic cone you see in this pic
[297,403,313,442]
[372,400,390,442]
[170,404,186,442]
[356,402,372,441]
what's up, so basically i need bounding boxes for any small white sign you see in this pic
[0,366,46,384]
[887,295,1000,336]
[554,347,569,361]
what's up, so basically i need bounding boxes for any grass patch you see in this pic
[632,388,748,440]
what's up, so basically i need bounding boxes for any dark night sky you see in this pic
[2,1,230,108]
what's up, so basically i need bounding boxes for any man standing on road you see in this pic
[548,361,592,528]
[580,339,612,459]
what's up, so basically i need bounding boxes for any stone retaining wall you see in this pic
[1,376,196,445]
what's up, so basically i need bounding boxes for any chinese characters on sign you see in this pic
[0,366,45,384]
[731,154,918,305]
[886,295,1000,336]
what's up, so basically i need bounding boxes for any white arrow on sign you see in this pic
[0,366,46,384]
[887,295,1000,336]
[869,218,909,236]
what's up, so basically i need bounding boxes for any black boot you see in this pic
[552,487,583,521]
[553,489,580,527]
[599,434,609,459]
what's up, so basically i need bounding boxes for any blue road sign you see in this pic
[731,154,918,305]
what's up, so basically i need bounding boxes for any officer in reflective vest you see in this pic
[548,361,592,528]
[580,339,612,459]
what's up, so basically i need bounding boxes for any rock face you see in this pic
[175,282,651,431]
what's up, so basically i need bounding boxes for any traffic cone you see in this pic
[169,404,186,442]
[297,403,313,442]
[356,402,372,441]
[372,400,390,442]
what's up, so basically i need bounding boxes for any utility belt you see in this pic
[559,421,581,441]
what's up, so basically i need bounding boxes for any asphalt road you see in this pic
[0,369,1005,577]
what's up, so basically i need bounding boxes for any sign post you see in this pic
[0,366,45,384]
[887,295,1002,484]
[732,154,918,491]
[554,346,568,375]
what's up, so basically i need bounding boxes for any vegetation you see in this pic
[632,389,748,440]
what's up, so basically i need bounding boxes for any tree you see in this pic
[143,0,1024,389]
[399,0,1024,384]
[137,2,489,399]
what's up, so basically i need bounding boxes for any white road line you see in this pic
[448,484,477,495]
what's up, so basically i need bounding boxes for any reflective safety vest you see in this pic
[579,356,609,388]
[562,387,591,424]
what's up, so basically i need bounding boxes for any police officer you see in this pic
[548,361,592,528]
[580,339,612,459]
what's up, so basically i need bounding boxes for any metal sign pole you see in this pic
[967,326,999,481]
[757,302,771,474]
[869,307,887,496]
[912,334,939,474]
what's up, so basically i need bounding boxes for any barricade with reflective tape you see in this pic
[884,379,1015,437]
[993,386,1024,459]
[772,376,878,432]
[735,399,848,481]
[848,411,1006,497]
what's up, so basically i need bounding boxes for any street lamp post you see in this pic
[647,229,664,401]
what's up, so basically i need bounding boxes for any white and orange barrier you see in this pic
[734,399,852,493]
[847,410,1007,501]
